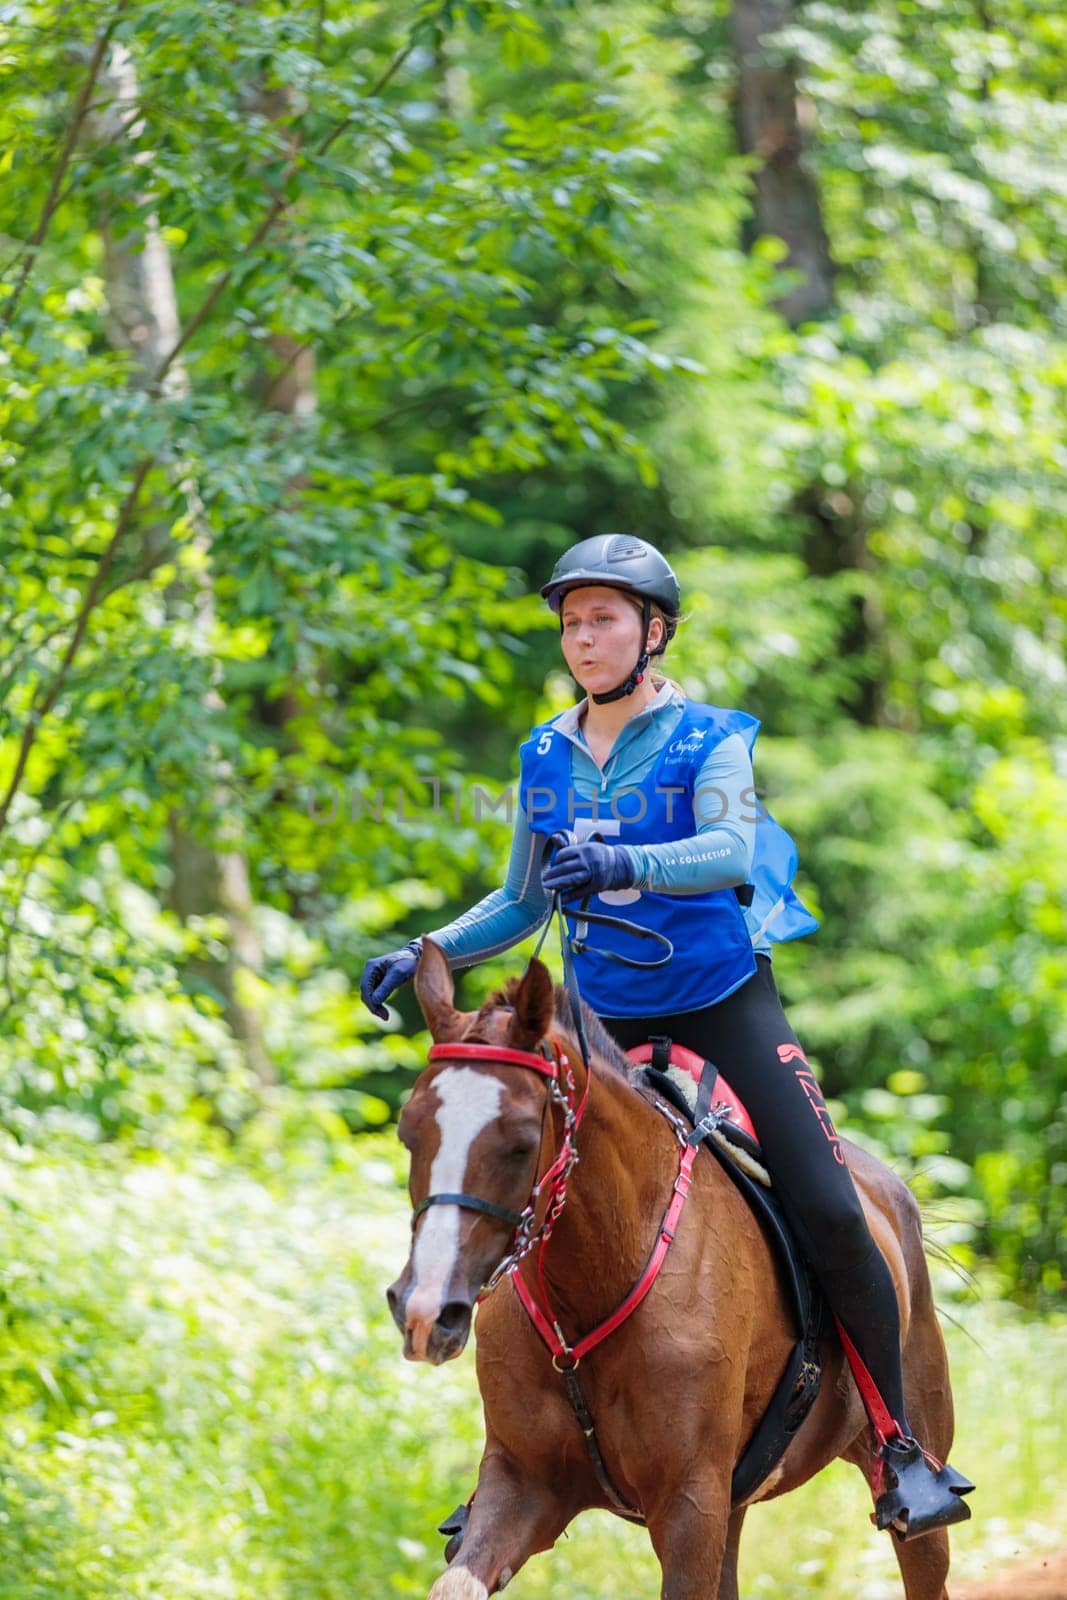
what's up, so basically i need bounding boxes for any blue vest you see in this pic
[519,703,749,1016]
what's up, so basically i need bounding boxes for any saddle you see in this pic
[629,1035,824,1507]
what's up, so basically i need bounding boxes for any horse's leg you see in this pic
[716,1508,747,1600]
[894,1529,951,1600]
[889,1267,955,1599]
[426,1445,572,1600]
[646,1470,733,1600]
[890,1194,957,1597]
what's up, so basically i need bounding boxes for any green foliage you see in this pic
[0,1135,476,1597]
[0,840,253,1146]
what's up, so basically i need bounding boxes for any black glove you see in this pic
[360,937,423,1020]
[541,840,637,898]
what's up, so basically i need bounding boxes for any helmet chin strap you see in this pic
[591,598,653,706]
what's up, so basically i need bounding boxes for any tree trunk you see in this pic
[731,0,834,325]
[731,0,889,723]
[92,43,272,1083]
[245,81,320,848]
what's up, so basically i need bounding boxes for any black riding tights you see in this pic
[600,954,910,1435]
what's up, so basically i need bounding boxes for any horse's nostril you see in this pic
[437,1300,472,1338]
[386,1283,404,1328]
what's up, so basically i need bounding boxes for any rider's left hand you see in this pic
[542,840,637,897]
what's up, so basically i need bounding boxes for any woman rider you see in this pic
[361,533,973,1540]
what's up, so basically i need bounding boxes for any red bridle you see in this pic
[418,1038,590,1295]
[426,1041,567,1077]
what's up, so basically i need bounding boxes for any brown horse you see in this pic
[387,941,962,1600]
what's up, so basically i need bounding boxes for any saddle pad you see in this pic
[625,1041,759,1143]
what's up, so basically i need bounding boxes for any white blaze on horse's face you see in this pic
[406,1067,504,1355]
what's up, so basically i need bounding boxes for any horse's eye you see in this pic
[507,1142,536,1162]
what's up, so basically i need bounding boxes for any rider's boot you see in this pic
[834,1315,975,1542]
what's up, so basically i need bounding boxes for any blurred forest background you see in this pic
[1,0,1064,1594]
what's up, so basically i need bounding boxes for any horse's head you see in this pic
[386,939,564,1365]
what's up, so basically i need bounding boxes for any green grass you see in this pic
[0,1134,1062,1598]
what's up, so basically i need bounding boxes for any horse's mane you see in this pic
[551,985,634,1078]
[468,977,633,1080]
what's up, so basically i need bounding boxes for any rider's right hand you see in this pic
[360,938,424,1020]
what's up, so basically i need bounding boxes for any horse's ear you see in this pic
[506,957,555,1050]
[413,939,464,1041]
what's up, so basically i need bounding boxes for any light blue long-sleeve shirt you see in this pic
[427,681,773,967]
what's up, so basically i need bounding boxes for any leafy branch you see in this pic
[149,34,420,395]
[0,457,151,836]
[0,0,130,332]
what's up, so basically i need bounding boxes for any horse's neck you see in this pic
[535,1059,678,1319]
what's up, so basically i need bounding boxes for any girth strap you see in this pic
[558,1364,645,1522]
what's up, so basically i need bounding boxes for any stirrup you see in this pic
[872,1436,975,1542]
[438,1501,470,1564]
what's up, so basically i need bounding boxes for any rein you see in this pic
[537,827,675,976]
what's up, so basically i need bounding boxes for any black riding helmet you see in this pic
[540,534,680,704]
